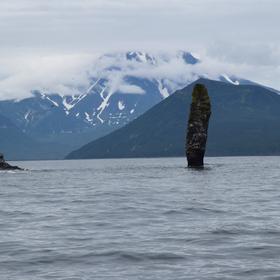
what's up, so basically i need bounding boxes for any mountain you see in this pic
[0,112,72,160]
[0,51,258,160]
[66,79,280,159]
[0,113,39,160]
[0,51,203,159]
[0,51,202,132]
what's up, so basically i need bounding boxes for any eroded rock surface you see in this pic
[186,84,211,167]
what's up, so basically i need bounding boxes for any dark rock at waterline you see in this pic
[186,84,211,167]
[0,153,23,171]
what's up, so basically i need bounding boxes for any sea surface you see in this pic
[1,157,280,280]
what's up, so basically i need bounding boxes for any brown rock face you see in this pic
[186,84,211,167]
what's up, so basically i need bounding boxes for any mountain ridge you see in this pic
[0,51,269,160]
[66,78,280,159]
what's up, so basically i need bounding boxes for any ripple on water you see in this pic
[0,157,280,280]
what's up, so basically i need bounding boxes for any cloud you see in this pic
[118,84,145,95]
[0,1,279,99]
[1,50,280,101]
[0,53,99,100]
[0,0,279,51]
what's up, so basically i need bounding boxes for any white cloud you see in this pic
[0,1,279,99]
[0,0,279,51]
[1,50,280,101]
[0,53,99,100]
[118,84,145,95]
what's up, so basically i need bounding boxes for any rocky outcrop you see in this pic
[0,153,22,170]
[186,84,211,167]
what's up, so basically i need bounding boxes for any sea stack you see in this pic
[0,153,22,170]
[186,84,211,168]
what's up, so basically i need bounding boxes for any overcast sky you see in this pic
[0,0,279,98]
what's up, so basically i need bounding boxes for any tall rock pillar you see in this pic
[186,84,211,167]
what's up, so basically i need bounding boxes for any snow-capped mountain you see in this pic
[0,51,201,132]
[0,50,247,159]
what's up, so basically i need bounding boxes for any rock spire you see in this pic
[186,84,211,167]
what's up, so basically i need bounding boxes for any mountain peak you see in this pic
[125,51,155,64]
[177,51,200,65]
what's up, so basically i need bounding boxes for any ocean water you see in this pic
[1,157,280,280]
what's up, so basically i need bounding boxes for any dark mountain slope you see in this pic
[0,113,73,160]
[66,79,280,159]
[0,113,38,160]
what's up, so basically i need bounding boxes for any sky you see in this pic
[0,0,279,99]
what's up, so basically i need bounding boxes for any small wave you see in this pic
[0,170,28,174]
[31,169,66,173]
[210,228,242,235]
[0,209,33,216]
[163,209,186,215]
[211,228,280,236]
[145,252,186,261]
[91,250,186,262]
[14,251,187,265]
[163,207,226,215]
[263,229,280,235]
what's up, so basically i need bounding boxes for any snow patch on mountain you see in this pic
[118,101,125,111]
[221,74,240,85]
[157,80,170,99]
[63,97,75,111]
[41,94,59,107]
[24,110,31,121]
[96,86,108,123]
[85,112,93,123]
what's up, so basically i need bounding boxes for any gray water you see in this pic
[1,157,280,280]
